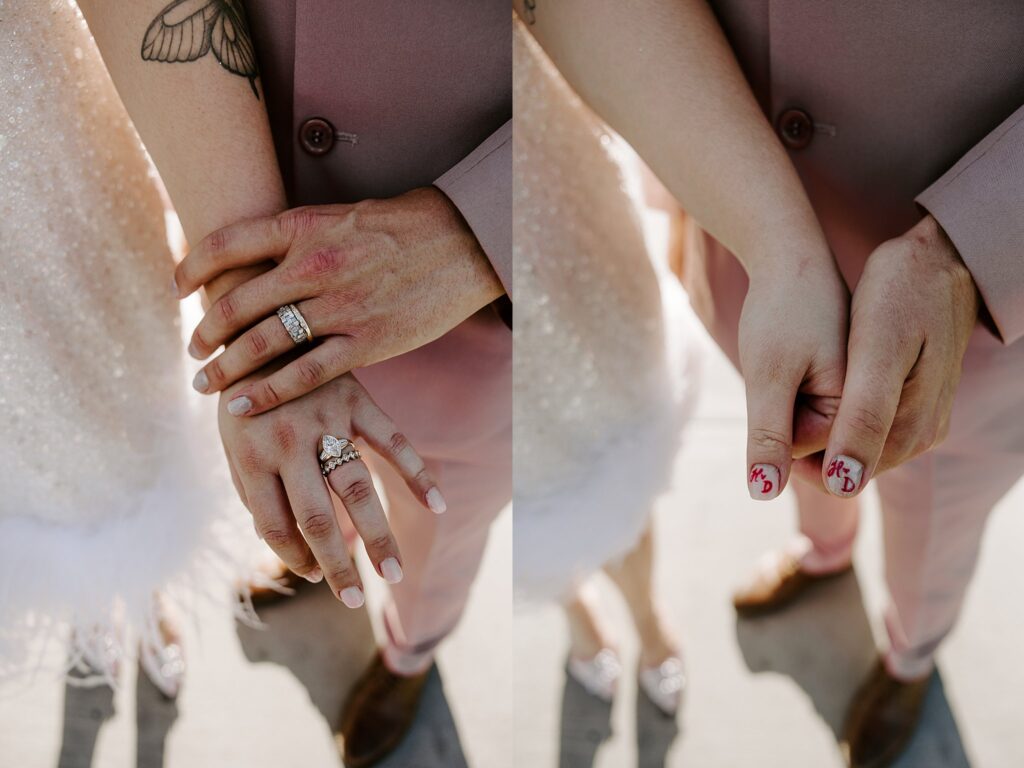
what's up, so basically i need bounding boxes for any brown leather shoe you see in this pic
[732,551,852,617]
[841,659,931,768]
[338,653,431,767]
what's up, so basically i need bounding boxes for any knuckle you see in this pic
[205,228,228,255]
[236,445,264,474]
[259,380,281,407]
[413,468,432,488]
[245,328,271,360]
[271,421,296,453]
[339,477,375,507]
[298,248,343,279]
[748,427,789,452]
[300,511,336,541]
[326,564,357,586]
[279,208,320,238]
[205,357,225,386]
[387,431,411,457]
[846,406,889,442]
[259,526,293,549]
[215,294,238,326]
[296,356,328,388]
[365,533,393,552]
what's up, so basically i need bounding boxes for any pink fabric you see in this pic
[243,1,512,666]
[688,2,1024,674]
[244,0,512,291]
[707,0,1024,342]
[357,308,512,673]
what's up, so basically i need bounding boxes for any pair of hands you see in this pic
[741,214,979,501]
[178,187,503,604]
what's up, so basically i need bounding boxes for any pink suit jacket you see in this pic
[693,0,1024,351]
[244,0,512,296]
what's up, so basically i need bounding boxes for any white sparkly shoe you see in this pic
[567,648,622,702]
[639,656,686,716]
[139,635,185,700]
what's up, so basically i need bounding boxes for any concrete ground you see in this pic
[514,333,1024,768]
[0,507,512,768]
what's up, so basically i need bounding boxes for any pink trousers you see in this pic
[689,228,1024,681]
[352,306,512,674]
[796,325,1024,679]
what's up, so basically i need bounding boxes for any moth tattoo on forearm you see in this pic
[141,0,260,99]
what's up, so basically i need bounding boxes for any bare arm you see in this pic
[517,0,828,276]
[78,0,285,300]
[517,2,849,501]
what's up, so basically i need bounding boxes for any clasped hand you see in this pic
[742,214,979,500]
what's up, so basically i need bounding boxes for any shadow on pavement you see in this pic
[236,585,469,767]
[558,670,613,768]
[134,665,179,768]
[734,568,973,767]
[57,668,116,768]
[635,690,680,768]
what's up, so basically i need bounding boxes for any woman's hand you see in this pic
[740,248,850,501]
[819,215,979,498]
[219,370,446,607]
[176,187,505,416]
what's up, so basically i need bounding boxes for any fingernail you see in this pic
[188,341,202,359]
[171,276,179,298]
[426,487,447,515]
[339,586,365,609]
[305,566,323,584]
[747,463,781,501]
[826,455,864,497]
[192,369,209,393]
[227,396,252,416]
[380,557,403,584]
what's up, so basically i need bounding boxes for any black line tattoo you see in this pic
[141,0,260,99]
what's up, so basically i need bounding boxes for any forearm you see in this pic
[78,1,286,301]
[518,0,830,277]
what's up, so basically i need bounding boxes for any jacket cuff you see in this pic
[434,120,512,299]
[916,105,1024,345]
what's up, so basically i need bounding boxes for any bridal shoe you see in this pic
[139,637,186,700]
[567,648,622,702]
[639,655,686,716]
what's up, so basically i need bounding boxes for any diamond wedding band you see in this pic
[277,303,313,345]
[319,434,361,477]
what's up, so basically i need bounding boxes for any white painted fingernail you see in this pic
[748,463,781,500]
[426,487,447,515]
[826,455,864,497]
[339,586,365,609]
[380,557,403,584]
[305,566,323,584]
[227,396,252,416]
[188,341,202,359]
[192,369,209,393]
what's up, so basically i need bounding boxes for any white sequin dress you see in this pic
[0,1,246,684]
[513,23,702,600]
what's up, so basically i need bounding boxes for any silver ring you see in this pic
[277,303,313,345]
[319,434,361,477]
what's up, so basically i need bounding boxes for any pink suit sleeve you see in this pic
[917,105,1024,345]
[434,119,513,300]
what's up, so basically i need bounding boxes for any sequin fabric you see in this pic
[0,0,187,524]
[513,21,700,598]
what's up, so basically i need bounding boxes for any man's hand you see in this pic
[821,215,980,497]
[175,187,504,416]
